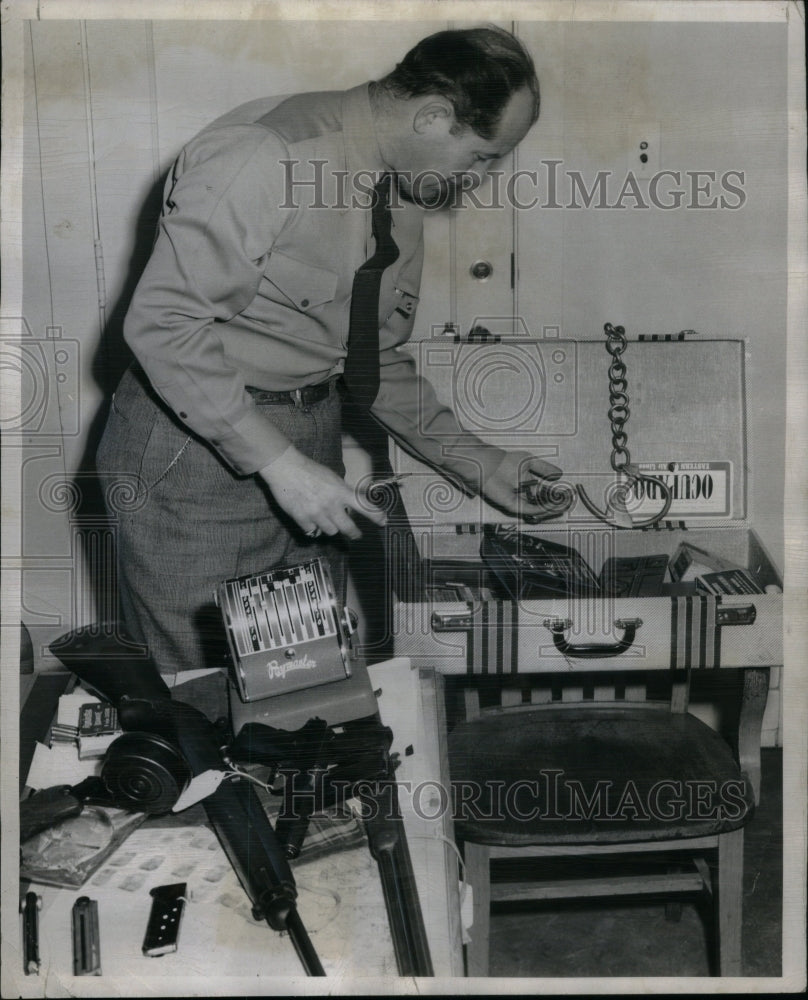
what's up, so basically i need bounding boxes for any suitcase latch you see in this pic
[716,604,757,626]
[431,609,477,632]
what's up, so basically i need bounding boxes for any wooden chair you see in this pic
[446,664,769,977]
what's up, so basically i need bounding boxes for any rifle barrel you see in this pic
[364,782,434,977]
[285,908,326,976]
[374,830,434,976]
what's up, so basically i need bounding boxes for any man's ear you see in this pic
[412,98,455,135]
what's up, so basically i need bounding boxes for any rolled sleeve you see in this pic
[123,125,294,474]
[373,348,506,492]
[371,237,506,492]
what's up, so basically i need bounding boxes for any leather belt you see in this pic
[245,380,334,407]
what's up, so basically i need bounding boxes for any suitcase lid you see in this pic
[390,336,747,532]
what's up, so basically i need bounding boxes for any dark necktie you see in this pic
[342,173,400,410]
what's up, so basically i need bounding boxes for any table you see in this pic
[12,659,463,995]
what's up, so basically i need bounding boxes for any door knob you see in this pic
[469,260,493,281]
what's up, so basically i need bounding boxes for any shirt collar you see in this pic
[340,83,390,212]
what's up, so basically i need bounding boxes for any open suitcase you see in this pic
[386,332,782,681]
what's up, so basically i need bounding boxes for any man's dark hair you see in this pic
[378,26,540,141]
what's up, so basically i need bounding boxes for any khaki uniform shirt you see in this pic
[124,83,506,485]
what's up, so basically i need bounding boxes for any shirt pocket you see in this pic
[263,250,338,312]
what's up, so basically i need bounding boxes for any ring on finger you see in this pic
[306,527,322,539]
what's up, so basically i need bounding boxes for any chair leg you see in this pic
[717,827,744,976]
[464,842,491,977]
[665,865,683,921]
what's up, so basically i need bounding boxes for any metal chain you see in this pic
[604,322,631,471]
[574,323,673,528]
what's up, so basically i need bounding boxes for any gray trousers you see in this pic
[95,364,345,678]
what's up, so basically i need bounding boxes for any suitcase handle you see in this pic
[542,617,642,658]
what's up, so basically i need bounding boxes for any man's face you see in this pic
[396,85,537,207]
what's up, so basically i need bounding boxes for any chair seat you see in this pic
[449,708,754,846]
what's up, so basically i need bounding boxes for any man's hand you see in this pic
[481,450,567,519]
[259,446,387,540]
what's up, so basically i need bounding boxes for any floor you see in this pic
[487,748,783,978]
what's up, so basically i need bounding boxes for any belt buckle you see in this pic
[292,387,304,409]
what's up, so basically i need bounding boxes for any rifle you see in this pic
[46,626,325,976]
[229,719,434,976]
[41,625,434,976]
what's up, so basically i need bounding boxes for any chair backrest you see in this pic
[449,668,692,725]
